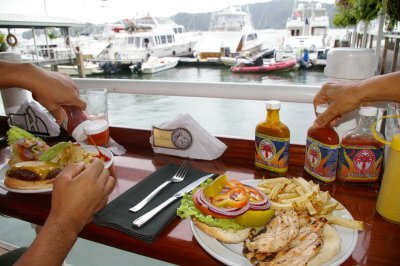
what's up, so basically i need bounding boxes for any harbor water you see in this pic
[94,65,326,145]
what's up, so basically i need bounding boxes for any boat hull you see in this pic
[130,57,180,74]
[43,62,104,75]
[231,59,298,73]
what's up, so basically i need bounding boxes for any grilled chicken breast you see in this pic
[243,212,337,266]
[244,210,300,253]
[263,218,327,266]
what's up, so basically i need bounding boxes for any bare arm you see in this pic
[15,159,115,266]
[0,60,86,123]
[313,72,400,128]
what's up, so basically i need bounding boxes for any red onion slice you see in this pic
[197,188,249,217]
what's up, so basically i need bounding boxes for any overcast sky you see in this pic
[0,0,335,24]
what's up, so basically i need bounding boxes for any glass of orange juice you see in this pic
[80,88,110,146]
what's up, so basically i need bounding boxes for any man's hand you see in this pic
[313,82,361,128]
[48,158,115,234]
[29,66,86,124]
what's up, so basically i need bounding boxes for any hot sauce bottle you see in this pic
[304,104,339,183]
[337,107,384,182]
[255,100,290,174]
[62,105,110,145]
[62,105,92,142]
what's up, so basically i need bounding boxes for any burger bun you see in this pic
[192,218,251,244]
[4,175,54,190]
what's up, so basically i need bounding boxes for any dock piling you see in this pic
[75,47,86,78]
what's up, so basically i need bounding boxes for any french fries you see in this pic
[258,176,364,231]
[319,214,365,231]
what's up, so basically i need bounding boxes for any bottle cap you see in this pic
[84,119,109,135]
[71,120,92,142]
[391,134,400,152]
[359,106,378,116]
[316,104,328,114]
[266,100,281,110]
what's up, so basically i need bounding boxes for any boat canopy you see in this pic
[0,13,85,29]
[194,32,244,54]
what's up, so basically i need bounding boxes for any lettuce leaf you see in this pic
[177,181,245,231]
[7,126,41,146]
[39,142,69,161]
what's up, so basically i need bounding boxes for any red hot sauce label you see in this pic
[337,145,384,182]
[304,136,339,183]
[255,133,289,173]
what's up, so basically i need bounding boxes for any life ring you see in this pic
[6,34,17,47]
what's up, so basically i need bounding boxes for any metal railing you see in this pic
[72,78,320,103]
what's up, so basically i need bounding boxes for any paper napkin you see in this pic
[7,101,60,137]
[93,163,217,244]
[150,113,227,160]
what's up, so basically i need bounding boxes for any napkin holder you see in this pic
[7,101,60,137]
[150,113,227,160]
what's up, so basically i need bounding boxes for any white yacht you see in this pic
[97,16,200,67]
[279,0,332,66]
[193,5,264,61]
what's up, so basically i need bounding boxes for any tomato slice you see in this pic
[15,144,32,161]
[245,186,266,203]
[226,179,245,188]
[192,190,229,219]
[235,209,275,227]
[211,187,248,208]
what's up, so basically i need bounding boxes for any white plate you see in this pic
[0,145,113,194]
[191,179,358,266]
[80,144,114,169]
[0,164,53,193]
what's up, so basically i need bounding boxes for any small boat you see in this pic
[231,59,298,73]
[130,56,180,74]
[220,49,275,66]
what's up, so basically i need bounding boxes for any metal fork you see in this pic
[129,160,192,212]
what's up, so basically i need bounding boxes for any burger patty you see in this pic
[7,168,62,181]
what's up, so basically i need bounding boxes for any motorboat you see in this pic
[277,0,333,66]
[193,5,264,61]
[231,58,298,73]
[97,16,200,70]
[220,49,275,67]
[130,56,180,74]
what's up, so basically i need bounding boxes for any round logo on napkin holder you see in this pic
[171,128,193,150]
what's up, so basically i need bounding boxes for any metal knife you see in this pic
[132,173,215,228]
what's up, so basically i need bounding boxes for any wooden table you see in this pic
[0,121,399,265]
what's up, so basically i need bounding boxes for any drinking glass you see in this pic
[384,103,400,162]
[80,88,108,121]
[80,88,110,145]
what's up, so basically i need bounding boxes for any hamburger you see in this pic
[5,161,62,190]
[177,175,274,243]
[4,127,97,190]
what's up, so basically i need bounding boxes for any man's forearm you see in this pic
[357,72,400,104]
[14,216,79,266]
